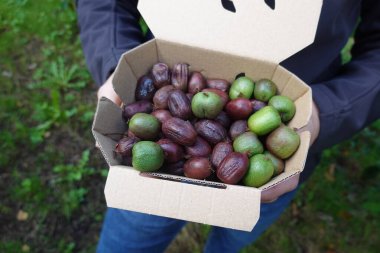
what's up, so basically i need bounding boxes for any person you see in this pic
[76,1,380,252]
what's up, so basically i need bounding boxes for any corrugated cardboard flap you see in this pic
[105,166,261,231]
[138,0,322,63]
[113,40,158,105]
[92,97,127,166]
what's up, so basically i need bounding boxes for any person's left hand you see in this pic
[261,101,320,203]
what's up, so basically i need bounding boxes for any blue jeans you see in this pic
[97,189,297,253]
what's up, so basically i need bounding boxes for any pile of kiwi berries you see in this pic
[114,63,300,188]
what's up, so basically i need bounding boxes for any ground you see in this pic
[0,1,379,253]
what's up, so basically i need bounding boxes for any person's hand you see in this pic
[260,101,320,203]
[97,73,122,106]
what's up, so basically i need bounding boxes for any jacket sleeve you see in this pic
[76,0,144,85]
[311,0,380,152]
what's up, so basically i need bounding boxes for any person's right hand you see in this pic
[97,73,122,106]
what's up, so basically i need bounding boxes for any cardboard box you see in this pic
[93,0,322,231]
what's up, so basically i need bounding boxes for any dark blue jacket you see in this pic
[77,0,380,181]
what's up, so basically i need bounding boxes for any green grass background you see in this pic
[0,1,379,253]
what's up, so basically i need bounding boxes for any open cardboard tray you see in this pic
[92,0,322,231]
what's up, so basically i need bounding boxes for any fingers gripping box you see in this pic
[93,0,322,231]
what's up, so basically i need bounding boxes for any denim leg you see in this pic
[97,208,187,253]
[204,189,298,253]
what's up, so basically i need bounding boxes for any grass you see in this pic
[1,1,379,252]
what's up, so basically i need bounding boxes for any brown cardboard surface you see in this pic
[138,0,322,63]
[91,39,314,230]
[271,65,293,93]
[113,40,158,105]
[92,97,125,139]
[105,166,261,231]
[92,97,127,166]
[281,75,310,101]
[288,90,312,130]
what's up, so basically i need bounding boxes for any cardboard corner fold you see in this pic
[113,40,158,105]
[138,0,323,63]
[92,97,126,167]
[289,89,312,130]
